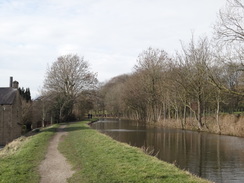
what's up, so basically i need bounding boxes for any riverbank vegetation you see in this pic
[59,121,209,183]
[92,0,244,136]
[28,0,244,137]
[0,125,57,183]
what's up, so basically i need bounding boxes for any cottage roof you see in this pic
[0,88,18,105]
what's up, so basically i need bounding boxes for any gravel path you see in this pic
[39,125,75,183]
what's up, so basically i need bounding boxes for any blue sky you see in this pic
[0,0,226,98]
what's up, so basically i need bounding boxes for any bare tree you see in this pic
[43,54,97,122]
[134,47,170,122]
[214,0,244,71]
[178,37,213,129]
[100,74,128,118]
[214,0,244,44]
[167,61,191,128]
[123,72,149,121]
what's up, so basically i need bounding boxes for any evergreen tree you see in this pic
[18,87,32,102]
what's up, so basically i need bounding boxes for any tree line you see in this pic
[22,0,243,132]
[94,0,244,131]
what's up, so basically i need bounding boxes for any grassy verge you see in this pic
[59,121,210,183]
[0,125,58,183]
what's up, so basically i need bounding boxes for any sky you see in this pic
[0,0,227,98]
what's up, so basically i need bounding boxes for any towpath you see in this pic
[39,125,75,183]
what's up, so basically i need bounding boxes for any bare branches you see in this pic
[43,54,97,122]
[214,0,244,44]
[44,54,97,97]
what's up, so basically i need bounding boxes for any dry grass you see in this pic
[219,114,244,136]
[154,114,244,137]
[0,136,28,158]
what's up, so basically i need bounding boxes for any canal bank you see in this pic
[92,118,244,183]
[151,114,244,137]
[59,121,209,183]
[0,124,58,183]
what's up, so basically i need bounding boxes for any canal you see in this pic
[91,118,244,183]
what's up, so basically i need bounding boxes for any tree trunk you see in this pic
[42,102,46,127]
[51,115,53,125]
[197,96,203,130]
[168,105,171,119]
[216,89,221,133]
[183,104,187,128]
[163,102,166,122]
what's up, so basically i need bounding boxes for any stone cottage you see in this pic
[0,77,22,146]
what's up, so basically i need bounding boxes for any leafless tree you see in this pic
[43,54,97,122]
[214,0,244,44]
[133,47,170,122]
[123,72,149,121]
[214,0,244,72]
[96,32,244,129]
[178,37,213,129]
[99,74,129,118]
[21,100,33,130]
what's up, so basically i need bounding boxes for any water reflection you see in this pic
[92,119,244,183]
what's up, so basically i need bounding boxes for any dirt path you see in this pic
[39,125,75,183]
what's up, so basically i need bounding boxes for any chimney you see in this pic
[12,81,19,88]
[10,76,13,87]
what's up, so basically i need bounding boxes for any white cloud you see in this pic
[0,0,226,98]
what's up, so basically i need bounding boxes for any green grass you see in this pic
[59,121,210,183]
[0,125,58,183]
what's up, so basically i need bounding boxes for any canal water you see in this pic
[91,118,244,183]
